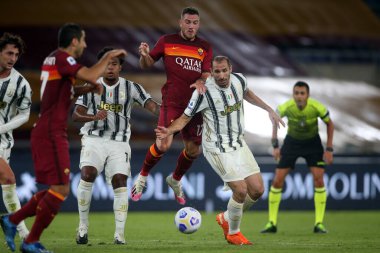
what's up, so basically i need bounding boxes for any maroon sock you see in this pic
[25,190,64,243]
[140,143,165,176]
[9,190,47,225]
[172,150,196,181]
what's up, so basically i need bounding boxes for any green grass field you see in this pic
[1,211,379,253]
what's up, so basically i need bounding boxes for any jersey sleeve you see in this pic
[131,82,152,106]
[149,36,165,62]
[56,54,83,79]
[75,92,90,108]
[184,90,207,117]
[315,100,330,123]
[16,79,32,111]
[201,45,213,73]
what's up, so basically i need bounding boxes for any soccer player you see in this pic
[0,23,126,253]
[74,47,160,245]
[261,81,334,234]
[131,6,213,205]
[0,32,31,241]
[155,56,285,245]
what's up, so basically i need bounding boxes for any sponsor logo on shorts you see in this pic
[64,168,70,175]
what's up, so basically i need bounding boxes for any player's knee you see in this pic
[157,142,170,153]
[185,146,201,158]
[272,177,285,188]
[80,166,97,182]
[313,177,325,188]
[111,174,127,189]
[234,186,248,202]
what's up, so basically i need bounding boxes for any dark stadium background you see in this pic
[0,0,379,212]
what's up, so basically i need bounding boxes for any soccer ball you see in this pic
[174,207,202,234]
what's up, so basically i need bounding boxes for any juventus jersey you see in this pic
[184,73,247,153]
[76,77,151,142]
[0,68,32,149]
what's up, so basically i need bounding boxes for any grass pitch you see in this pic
[1,211,379,253]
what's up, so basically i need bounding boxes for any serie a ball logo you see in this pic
[174,207,202,234]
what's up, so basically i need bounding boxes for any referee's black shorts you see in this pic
[278,134,325,169]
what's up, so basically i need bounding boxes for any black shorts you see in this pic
[278,135,325,169]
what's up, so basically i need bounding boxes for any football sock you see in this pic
[227,197,243,234]
[140,143,165,176]
[314,187,327,225]
[268,186,282,225]
[243,194,257,212]
[77,179,93,226]
[10,190,47,225]
[113,187,128,235]
[2,184,29,233]
[25,189,64,243]
[172,150,196,181]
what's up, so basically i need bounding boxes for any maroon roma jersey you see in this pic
[150,33,212,109]
[33,50,82,135]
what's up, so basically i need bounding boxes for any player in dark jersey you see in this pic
[261,81,334,234]
[0,23,126,253]
[131,7,213,205]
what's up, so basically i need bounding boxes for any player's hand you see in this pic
[155,126,170,140]
[107,49,128,59]
[190,79,207,94]
[323,150,333,165]
[94,110,107,121]
[139,42,150,56]
[269,111,285,129]
[272,148,281,162]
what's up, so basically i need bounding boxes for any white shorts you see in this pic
[79,135,131,184]
[203,142,260,183]
[0,148,11,164]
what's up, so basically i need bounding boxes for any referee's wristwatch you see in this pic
[326,147,334,152]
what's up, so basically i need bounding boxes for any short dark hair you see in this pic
[294,81,310,93]
[58,23,83,48]
[0,32,25,56]
[181,7,200,18]
[212,55,231,68]
[97,46,124,65]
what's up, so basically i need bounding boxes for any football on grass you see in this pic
[174,207,201,234]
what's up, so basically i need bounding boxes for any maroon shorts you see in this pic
[158,106,203,145]
[31,131,70,185]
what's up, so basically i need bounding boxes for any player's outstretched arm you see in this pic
[189,72,210,94]
[155,113,192,139]
[72,105,107,123]
[139,42,155,69]
[244,88,285,129]
[144,99,161,117]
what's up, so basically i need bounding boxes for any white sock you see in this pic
[2,184,29,237]
[77,179,93,226]
[227,197,244,234]
[114,187,128,236]
[243,194,257,212]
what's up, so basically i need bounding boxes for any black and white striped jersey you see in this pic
[75,77,152,142]
[0,68,32,149]
[184,73,247,153]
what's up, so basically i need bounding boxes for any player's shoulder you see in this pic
[54,49,78,66]
[307,98,327,111]
[10,68,30,87]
